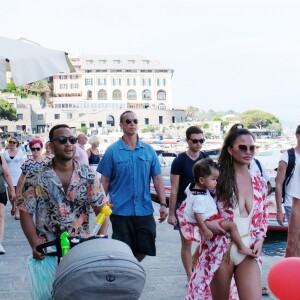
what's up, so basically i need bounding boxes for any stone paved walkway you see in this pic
[0,203,281,299]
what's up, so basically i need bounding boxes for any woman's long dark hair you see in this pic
[217,125,254,208]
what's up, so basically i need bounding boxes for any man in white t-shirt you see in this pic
[74,133,89,166]
[285,157,300,257]
[275,125,300,225]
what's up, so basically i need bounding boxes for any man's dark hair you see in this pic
[186,126,203,139]
[49,124,71,141]
[295,125,300,135]
[193,158,218,182]
[119,110,135,124]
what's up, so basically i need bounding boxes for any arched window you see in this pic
[113,89,122,100]
[157,90,166,100]
[158,103,166,109]
[98,89,107,100]
[127,89,137,100]
[106,115,115,126]
[142,89,151,100]
[87,90,92,100]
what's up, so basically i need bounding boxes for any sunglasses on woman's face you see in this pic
[31,147,41,152]
[233,144,256,154]
[9,141,17,145]
[188,138,205,144]
[51,136,78,145]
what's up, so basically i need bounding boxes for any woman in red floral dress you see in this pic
[178,127,269,299]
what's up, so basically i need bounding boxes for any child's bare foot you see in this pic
[238,246,255,257]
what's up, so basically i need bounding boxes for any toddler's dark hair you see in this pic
[193,158,218,182]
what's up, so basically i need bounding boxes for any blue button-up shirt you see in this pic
[97,137,161,216]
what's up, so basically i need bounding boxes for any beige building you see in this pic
[52,55,174,110]
[0,55,187,134]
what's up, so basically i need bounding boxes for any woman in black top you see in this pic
[87,135,101,166]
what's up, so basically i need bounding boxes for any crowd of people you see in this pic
[0,112,299,299]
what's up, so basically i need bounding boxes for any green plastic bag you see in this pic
[27,256,58,300]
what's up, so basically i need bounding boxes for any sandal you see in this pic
[262,286,269,296]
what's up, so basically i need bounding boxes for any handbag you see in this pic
[27,256,58,300]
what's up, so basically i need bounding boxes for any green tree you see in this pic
[141,125,156,133]
[29,80,52,107]
[77,126,87,134]
[212,115,222,122]
[0,99,17,121]
[1,80,53,101]
[269,122,282,135]
[212,115,229,132]
[240,110,280,129]
[2,82,28,98]
[186,106,199,120]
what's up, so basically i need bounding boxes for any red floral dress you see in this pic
[177,172,269,300]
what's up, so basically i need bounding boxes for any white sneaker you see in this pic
[0,243,5,254]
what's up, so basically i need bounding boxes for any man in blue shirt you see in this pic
[97,110,168,261]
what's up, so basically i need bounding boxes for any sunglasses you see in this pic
[125,118,138,124]
[9,141,17,144]
[233,144,256,153]
[188,138,205,144]
[31,147,41,152]
[51,136,78,144]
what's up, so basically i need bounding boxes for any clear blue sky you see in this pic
[2,0,300,124]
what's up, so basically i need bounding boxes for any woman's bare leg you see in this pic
[210,258,234,300]
[0,204,5,243]
[192,243,200,270]
[234,256,261,300]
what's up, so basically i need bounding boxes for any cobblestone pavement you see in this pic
[0,202,281,300]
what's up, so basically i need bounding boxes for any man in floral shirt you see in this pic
[18,124,107,260]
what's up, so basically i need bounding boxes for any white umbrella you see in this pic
[0,36,75,89]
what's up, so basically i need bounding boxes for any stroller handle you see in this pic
[36,235,107,256]
[36,239,59,256]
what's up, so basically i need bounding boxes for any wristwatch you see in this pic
[160,203,168,207]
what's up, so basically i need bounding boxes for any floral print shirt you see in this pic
[178,172,269,300]
[18,159,106,243]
